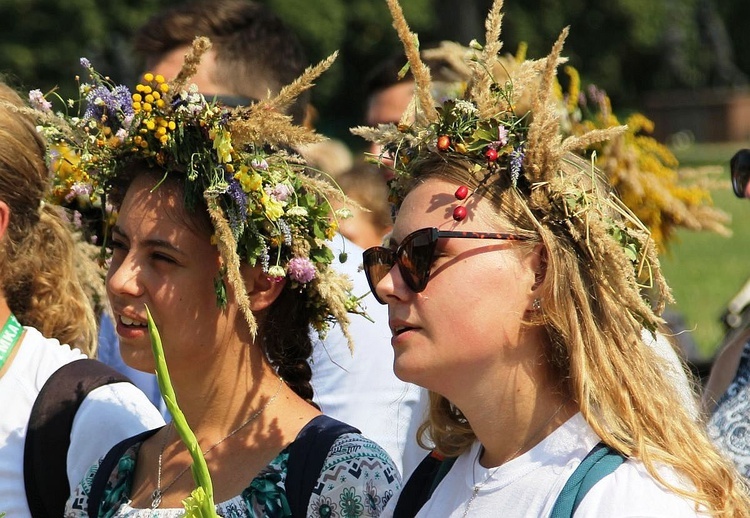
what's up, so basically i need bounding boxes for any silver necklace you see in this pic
[150,376,284,509]
[461,399,569,518]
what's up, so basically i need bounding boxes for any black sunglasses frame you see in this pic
[363,226,531,304]
[731,149,750,199]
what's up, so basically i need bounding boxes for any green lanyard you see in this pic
[0,313,23,371]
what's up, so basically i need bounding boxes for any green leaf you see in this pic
[146,306,219,518]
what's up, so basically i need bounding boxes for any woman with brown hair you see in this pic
[40,42,401,516]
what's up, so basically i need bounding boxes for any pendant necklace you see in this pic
[461,399,569,518]
[150,376,284,509]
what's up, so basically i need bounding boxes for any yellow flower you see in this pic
[236,169,262,192]
[211,129,234,163]
[263,194,284,221]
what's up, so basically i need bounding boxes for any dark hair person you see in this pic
[29,43,401,516]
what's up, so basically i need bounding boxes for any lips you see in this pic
[119,315,147,327]
[390,319,418,337]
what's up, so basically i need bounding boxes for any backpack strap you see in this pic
[86,427,161,517]
[285,415,359,517]
[549,442,626,518]
[393,450,457,518]
[23,358,132,518]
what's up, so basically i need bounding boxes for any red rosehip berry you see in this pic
[452,206,467,221]
[454,185,469,200]
[485,147,499,161]
[437,135,451,151]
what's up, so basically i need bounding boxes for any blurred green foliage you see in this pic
[0,0,747,144]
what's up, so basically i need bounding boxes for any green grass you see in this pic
[659,143,750,359]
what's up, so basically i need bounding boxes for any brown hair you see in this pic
[109,164,319,406]
[0,83,97,354]
[134,0,310,124]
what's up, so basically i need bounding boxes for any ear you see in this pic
[0,201,11,242]
[244,266,287,312]
[530,244,548,293]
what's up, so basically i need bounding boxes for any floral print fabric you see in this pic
[65,433,400,517]
[709,338,750,479]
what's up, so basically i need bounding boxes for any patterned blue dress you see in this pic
[708,338,750,478]
[65,432,401,517]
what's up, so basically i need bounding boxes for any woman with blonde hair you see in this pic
[354,0,750,515]
[0,82,163,517]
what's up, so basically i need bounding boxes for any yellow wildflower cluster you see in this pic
[133,74,174,149]
[558,66,729,250]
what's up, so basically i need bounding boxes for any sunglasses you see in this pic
[730,149,750,198]
[363,227,531,304]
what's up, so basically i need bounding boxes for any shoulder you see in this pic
[68,382,164,491]
[324,432,401,470]
[16,327,85,387]
[575,459,705,517]
[65,436,143,517]
[310,433,402,517]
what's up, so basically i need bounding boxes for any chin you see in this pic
[119,345,156,373]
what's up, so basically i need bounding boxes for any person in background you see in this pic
[355,0,749,515]
[0,82,164,518]
[702,148,750,479]
[333,159,392,249]
[108,0,427,476]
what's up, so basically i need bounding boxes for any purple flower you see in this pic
[79,57,92,70]
[83,84,134,131]
[226,179,248,234]
[278,219,292,246]
[251,158,269,171]
[491,126,508,149]
[65,182,93,202]
[287,257,316,284]
[29,89,52,112]
[260,245,270,273]
[269,183,292,202]
[509,147,524,186]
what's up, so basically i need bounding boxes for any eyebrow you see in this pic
[111,225,188,256]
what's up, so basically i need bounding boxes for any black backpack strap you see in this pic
[86,427,161,517]
[285,415,359,517]
[393,451,457,518]
[549,442,626,517]
[23,358,132,518]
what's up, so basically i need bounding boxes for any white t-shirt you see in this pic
[0,327,165,518]
[311,235,429,478]
[642,329,699,419]
[391,413,704,517]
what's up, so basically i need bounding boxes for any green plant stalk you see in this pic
[146,305,218,518]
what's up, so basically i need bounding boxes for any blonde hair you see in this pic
[412,154,749,516]
[0,83,98,354]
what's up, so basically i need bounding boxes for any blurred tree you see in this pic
[0,0,746,144]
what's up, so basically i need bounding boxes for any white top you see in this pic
[642,329,699,419]
[390,413,705,517]
[311,235,429,478]
[0,327,165,518]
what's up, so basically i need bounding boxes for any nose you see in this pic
[374,262,408,305]
[106,251,144,300]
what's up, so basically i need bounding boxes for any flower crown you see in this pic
[353,0,672,331]
[28,38,360,345]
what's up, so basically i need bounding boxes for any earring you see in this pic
[532,298,541,311]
